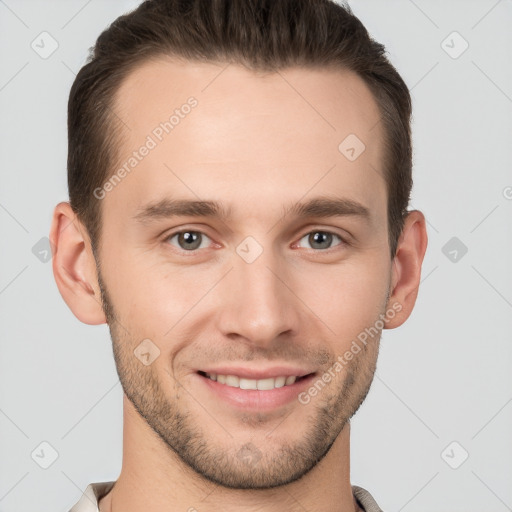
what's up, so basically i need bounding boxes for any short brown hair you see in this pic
[68,0,413,260]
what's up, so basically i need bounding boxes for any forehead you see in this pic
[106,57,386,224]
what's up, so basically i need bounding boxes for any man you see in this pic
[50,0,428,510]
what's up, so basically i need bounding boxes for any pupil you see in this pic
[180,231,200,250]
[311,232,331,249]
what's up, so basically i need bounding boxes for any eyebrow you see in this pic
[133,198,232,223]
[132,196,371,224]
[286,196,371,221]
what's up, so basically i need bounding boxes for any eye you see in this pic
[296,231,345,250]
[165,230,212,251]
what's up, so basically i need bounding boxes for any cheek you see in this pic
[113,258,219,341]
[297,258,390,342]
[103,241,390,349]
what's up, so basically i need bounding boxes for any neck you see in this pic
[100,395,360,512]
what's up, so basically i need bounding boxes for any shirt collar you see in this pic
[69,481,115,512]
[69,482,383,512]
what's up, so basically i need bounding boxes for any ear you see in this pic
[49,202,107,325]
[384,210,428,329]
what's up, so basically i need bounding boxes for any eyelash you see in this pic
[163,228,348,255]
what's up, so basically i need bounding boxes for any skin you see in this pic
[50,57,427,512]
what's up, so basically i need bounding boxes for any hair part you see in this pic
[68,0,413,261]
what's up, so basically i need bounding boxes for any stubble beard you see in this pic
[97,266,382,490]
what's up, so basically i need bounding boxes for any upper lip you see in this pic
[198,366,315,380]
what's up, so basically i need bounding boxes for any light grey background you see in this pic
[1,1,511,511]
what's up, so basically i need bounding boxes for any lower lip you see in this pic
[197,373,316,411]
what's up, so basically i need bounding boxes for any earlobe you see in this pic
[49,202,107,325]
[384,210,428,329]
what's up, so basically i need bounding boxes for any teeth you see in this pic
[225,375,239,387]
[240,378,257,390]
[206,373,300,390]
[274,376,286,388]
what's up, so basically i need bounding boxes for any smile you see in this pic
[200,371,304,390]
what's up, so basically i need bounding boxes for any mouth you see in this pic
[198,371,313,390]
[196,369,317,411]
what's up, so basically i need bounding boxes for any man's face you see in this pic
[96,58,392,489]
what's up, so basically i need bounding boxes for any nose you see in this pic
[216,245,300,348]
